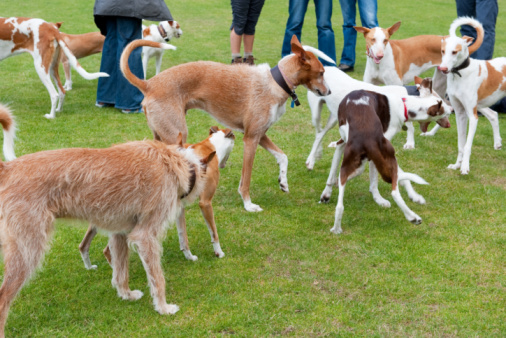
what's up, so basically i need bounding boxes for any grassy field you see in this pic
[0,0,505,336]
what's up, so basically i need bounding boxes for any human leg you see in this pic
[473,0,497,60]
[338,0,357,67]
[281,0,310,58]
[96,16,118,106]
[314,0,336,66]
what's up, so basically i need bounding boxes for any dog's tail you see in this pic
[302,46,336,65]
[120,40,177,94]
[398,171,429,185]
[56,36,109,81]
[0,104,16,162]
[449,17,484,55]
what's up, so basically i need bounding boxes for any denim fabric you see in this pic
[281,0,336,67]
[338,0,378,67]
[456,0,498,60]
[96,16,144,110]
[231,0,266,35]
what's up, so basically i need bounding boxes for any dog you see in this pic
[119,35,333,212]
[142,20,182,79]
[0,17,109,119]
[59,31,105,90]
[0,139,215,335]
[327,90,434,234]
[77,127,235,270]
[354,21,502,149]
[439,17,505,175]
[320,79,452,211]
[0,104,16,161]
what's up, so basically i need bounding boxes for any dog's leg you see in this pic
[238,134,263,212]
[33,59,59,119]
[50,47,66,114]
[306,104,338,170]
[79,224,98,270]
[129,229,179,315]
[199,188,225,258]
[369,162,391,207]
[320,142,345,203]
[403,122,415,149]
[391,182,422,224]
[155,53,163,76]
[448,108,469,171]
[398,166,426,205]
[331,174,347,234]
[460,108,479,175]
[176,210,198,261]
[142,50,149,80]
[306,95,325,170]
[259,134,289,193]
[421,124,441,137]
[478,107,502,150]
[109,233,144,301]
[62,57,73,90]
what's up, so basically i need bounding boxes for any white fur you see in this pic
[302,46,336,65]
[142,21,182,79]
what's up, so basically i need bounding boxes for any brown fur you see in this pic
[477,62,506,101]
[0,140,214,335]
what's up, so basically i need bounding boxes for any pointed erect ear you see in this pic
[354,26,370,36]
[209,126,219,135]
[387,22,401,36]
[55,22,63,29]
[414,76,422,85]
[291,35,309,63]
[462,35,474,46]
[224,129,235,139]
[176,132,184,147]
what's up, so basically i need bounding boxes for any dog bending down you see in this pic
[78,127,235,269]
[0,104,16,161]
[329,90,429,234]
[120,35,332,212]
[0,140,214,335]
[0,17,109,118]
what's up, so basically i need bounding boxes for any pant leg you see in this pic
[96,17,118,105]
[339,0,357,67]
[115,17,144,110]
[473,0,497,60]
[456,0,478,49]
[357,0,378,28]
[231,0,249,35]
[281,0,310,58]
[314,0,336,66]
[244,0,266,35]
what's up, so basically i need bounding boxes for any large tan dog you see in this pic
[120,35,332,212]
[78,127,235,269]
[0,139,215,336]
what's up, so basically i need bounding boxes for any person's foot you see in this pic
[121,107,143,114]
[243,55,256,65]
[95,102,114,108]
[231,56,243,64]
[338,64,354,73]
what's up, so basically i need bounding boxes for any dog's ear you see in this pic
[414,76,422,85]
[55,22,63,29]
[225,129,235,139]
[354,26,370,36]
[200,151,216,167]
[176,132,184,147]
[436,100,443,114]
[419,121,430,133]
[462,35,474,46]
[209,126,219,135]
[387,21,401,37]
[427,101,442,116]
[291,35,309,64]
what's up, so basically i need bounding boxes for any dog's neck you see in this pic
[270,65,300,106]
[180,163,196,199]
[157,24,168,40]
[450,56,470,77]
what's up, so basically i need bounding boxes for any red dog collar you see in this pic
[402,98,408,122]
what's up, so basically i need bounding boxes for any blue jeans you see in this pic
[96,16,144,110]
[281,0,336,67]
[456,0,497,60]
[339,0,378,67]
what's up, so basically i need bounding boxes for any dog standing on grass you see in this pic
[0,139,215,336]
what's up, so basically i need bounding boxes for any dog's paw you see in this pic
[328,141,338,148]
[120,289,144,301]
[305,160,315,171]
[64,84,72,91]
[373,195,391,208]
[330,226,342,234]
[157,303,180,315]
[403,143,415,150]
[86,264,98,270]
[213,243,225,258]
[278,177,289,192]
[408,193,426,205]
[409,216,422,225]
[183,250,198,261]
[44,113,55,119]
[447,163,460,170]
[494,141,502,150]
[244,202,263,212]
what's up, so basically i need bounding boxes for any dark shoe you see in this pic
[121,107,143,114]
[231,56,243,64]
[95,102,114,108]
[243,55,256,65]
[338,64,354,73]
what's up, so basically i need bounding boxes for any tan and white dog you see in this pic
[78,127,235,269]
[355,21,501,149]
[0,17,109,118]
[120,35,333,212]
[0,139,215,336]
[439,17,504,175]
[142,20,182,79]
[0,104,16,161]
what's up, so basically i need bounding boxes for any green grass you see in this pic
[0,0,505,336]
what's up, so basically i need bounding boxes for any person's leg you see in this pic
[358,0,378,28]
[473,0,497,60]
[115,17,143,111]
[96,17,117,106]
[314,0,336,66]
[231,0,249,62]
[243,0,265,64]
[281,0,310,58]
[456,0,477,45]
[338,0,357,67]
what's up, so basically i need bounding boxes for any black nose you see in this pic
[328,89,331,95]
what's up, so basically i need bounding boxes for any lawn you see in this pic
[0,0,505,336]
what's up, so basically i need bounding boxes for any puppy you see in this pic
[0,139,215,335]
[142,20,182,79]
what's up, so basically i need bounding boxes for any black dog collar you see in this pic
[450,57,470,77]
[270,65,300,107]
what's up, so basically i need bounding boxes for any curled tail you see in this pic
[57,36,109,80]
[120,39,177,94]
[0,104,16,161]
[398,171,429,185]
[449,17,484,55]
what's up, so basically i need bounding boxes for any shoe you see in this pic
[231,56,243,64]
[121,108,143,114]
[95,102,114,108]
[337,64,354,73]
[243,55,256,65]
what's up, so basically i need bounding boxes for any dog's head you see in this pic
[413,76,453,132]
[159,20,183,42]
[355,22,401,64]
[406,96,452,132]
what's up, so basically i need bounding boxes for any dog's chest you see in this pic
[267,103,286,127]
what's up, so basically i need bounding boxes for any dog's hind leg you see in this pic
[259,134,289,193]
[320,140,345,203]
[109,233,143,301]
[306,107,338,171]
[369,162,391,208]
[79,224,98,270]
[176,210,198,261]
[199,186,225,258]
[403,122,415,149]
[238,134,263,212]
[398,166,426,205]
[478,107,502,150]
[50,49,66,113]
[33,60,59,119]
[155,53,163,76]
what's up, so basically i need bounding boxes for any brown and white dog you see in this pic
[439,17,504,175]
[142,20,182,79]
[0,104,16,161]
[77,127,235,270]
[59,31,105,90]
[354,21,501,149]
[120,35,333,212]
[0,17,109,119]
[327,90,437,234]
[0,139,214,335]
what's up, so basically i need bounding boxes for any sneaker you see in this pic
[231,56,243,64]
[243,55,256,65]
[95,102,114,108]
[337,64,354,73]
[121,107,143,114]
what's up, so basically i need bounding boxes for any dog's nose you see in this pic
[439,66,448,72]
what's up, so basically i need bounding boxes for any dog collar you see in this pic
[450,57,470,77]
[402,98,408,122]
[180,163,196,199]
[270,65,300,107]
[157,24,168,40]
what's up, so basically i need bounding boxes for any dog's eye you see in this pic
[371,38,376,43]
[452,51,458,55]
[441,49,445,55]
